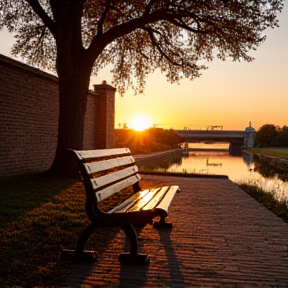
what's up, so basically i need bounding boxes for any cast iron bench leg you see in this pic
[61,222,98,262]
[153,215,173,228]
[118,222,150,265]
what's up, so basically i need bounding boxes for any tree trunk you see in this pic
[49,53,93,178]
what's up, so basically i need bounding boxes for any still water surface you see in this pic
[161,143,288,203]
[167,143,257,181]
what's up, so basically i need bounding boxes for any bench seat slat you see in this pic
[141,186,170,211]
[125,188,162,212]
[111,186,179,214]
[75,148,131,161]
[84,156,135,174]
[95,174,141,202]
[108,189,150,214]
[91,166,138,190]
[154,185,179,213]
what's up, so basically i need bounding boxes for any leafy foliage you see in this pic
[274,125,288,147]
[0,0,283,94]
[255,124,288,147]
[115,128,183,154]
[255,124,278,147]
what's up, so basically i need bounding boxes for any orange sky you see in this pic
[1,4,287,132]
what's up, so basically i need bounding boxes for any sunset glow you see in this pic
[128,116,152,131]
[0,5,287,132]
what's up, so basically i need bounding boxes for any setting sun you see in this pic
[128,116,152,131]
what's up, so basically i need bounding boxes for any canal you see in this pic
[166,143,260,181]
[138,143,288,204]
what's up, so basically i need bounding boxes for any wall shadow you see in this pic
[0,174,76,227]
[0,174,122,287]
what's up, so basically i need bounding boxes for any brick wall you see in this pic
[92,81,116,149]
[0,54,115,179]
[83,91,98,149]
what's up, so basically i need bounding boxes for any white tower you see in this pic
[244,121,256,147]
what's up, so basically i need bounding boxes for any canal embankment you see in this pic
[257,154,288,171]
[134,147,288,181]
[243,147,288,172]
[134,147,288,172]
[133,148,183,168]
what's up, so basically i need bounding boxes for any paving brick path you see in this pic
[56,175,288,287]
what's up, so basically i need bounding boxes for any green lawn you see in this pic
[0,173,148,287]
[0,174,87,287]
[243,147,288,160]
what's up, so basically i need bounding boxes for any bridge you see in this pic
[177,123,256,156]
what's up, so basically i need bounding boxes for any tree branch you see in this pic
[97,4,111,35]
[145,27,182,67]
[168,16,212,34]
[88,9,169,55]
[25,0,56,36]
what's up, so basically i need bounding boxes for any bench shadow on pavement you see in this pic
[118,225,184,287]
[158,228,184,284]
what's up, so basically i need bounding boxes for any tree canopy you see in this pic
[1,0,283,94]
[255,124,288,147]
[0,0,284,176]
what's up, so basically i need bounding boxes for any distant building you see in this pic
[244,121,256,148]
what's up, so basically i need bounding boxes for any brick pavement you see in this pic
[56,174,288,287]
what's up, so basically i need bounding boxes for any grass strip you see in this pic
[243,147,288,160]
[0,174,87,287]
[238,183,288,224]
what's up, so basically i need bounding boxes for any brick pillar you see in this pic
[92,81,116,149]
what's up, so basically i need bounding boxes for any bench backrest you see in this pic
[67,148,141,204]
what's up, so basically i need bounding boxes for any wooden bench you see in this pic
[60,148,180,265]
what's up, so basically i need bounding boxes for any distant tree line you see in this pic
[115,128,184,154]
[255,124,288,147]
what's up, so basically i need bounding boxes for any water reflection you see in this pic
[138,143,288,203]
[241,152,288,204]
[165,150,260,181]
